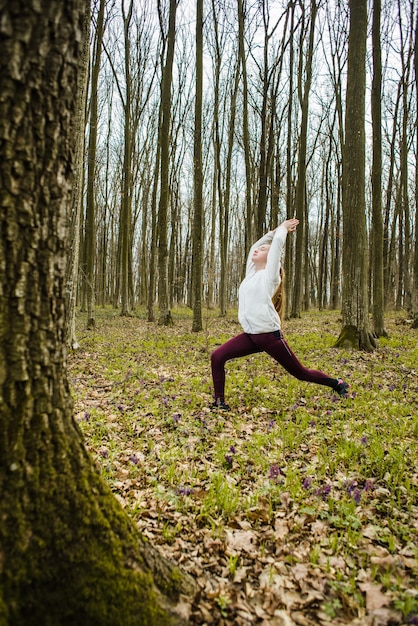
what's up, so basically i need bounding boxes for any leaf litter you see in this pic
[68,309,418,625]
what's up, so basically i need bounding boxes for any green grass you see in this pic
[68,306,418,625]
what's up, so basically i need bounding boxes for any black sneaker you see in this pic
[210,399,231,411]
[335,379,350,398]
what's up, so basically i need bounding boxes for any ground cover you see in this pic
[68,307,418,626]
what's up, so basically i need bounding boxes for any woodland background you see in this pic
[1,0,418,625]
[69,0,418,341]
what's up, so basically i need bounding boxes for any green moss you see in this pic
[0,441,185,626]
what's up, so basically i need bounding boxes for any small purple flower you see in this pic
[269,464,281,480]
[83,412,90,421]
[229,445,236,454]
[316,484,331,499]
[129,455,139,464]
[162,397,169,406]
[268,420,275,430]
[361,436,368,445]
[117,404,125,412]
[309,420,316,427]
[353,489,362,503]
[293,403,300,410]
[176,486,194,496]
[388,384,395,391]
[99,448,109,458]
[364,479,374,492]
[172,413,181,423]
[225,454,233,466]
[406,614,418,625]
[302,476,312,489]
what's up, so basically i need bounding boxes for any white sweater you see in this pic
[238,226,287,334]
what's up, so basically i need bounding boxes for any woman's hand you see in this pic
[280,218,299,232]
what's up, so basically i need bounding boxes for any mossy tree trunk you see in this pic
[335,0,376,351]
[0,2,195,625]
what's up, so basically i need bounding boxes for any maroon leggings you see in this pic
[211,330,337,401]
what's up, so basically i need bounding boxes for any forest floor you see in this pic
[68,307,418,626]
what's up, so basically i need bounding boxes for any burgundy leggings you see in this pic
[211,330,337,401]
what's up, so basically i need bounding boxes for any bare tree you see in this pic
[336,0,375,350]
[65,3,91,348]
[290,0,317,319]
[371,0,387,336]
[192,0,204,331]
[158,0,178,325]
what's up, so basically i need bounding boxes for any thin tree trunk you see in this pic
[65,3,90,348]
[371,0,387,336]
[157,0,177,326]
[191,0,204,332]
[291,0,317,319]
[84,0,105,328]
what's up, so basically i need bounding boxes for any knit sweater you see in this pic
[238,226,288,334]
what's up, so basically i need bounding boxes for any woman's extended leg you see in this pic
[211,333,261,403]
[252,331,346,391]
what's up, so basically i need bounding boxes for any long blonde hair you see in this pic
[272,267,285,320]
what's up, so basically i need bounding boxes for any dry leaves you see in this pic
[68,310,418,625]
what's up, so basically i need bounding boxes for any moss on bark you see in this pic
[334,324,377,351]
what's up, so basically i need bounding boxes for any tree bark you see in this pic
[0,2,195,623]
[336,0,376,350]
[412,5,418,328]
[84,0,106,328]
[192,0,204,332]
[291,0,317,319]
[371,0,387,337]
[65,3,91,349]
[157,0,177,326]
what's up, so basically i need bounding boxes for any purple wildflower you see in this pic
[117,404,124,412]
[172,413,181,423]
[269,464,281,480]
[225,454,233,466]
[162,397,169,406]
[309,420,316,427]
[129,455,139,464]
[407,615,418,625]
[268,420,275,430]
[83,412,90,421]
[176,486,194,496]
[361,436,368,445]
[353,489,362,503]
[302,476,312,490]
[229,445,236,454]
[316,484,331,499]
[99,448,109,458]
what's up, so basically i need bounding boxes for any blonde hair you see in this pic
[272,267,285,320]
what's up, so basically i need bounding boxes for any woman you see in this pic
[211,218,350,409]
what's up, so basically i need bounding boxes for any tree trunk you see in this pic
[120,0,134,317]
[291,0,317,319]
[238,0,254,279]
[0,2,195,623]
[65,3,90,349]
[84,0,105,329]
[157,0,177,326]
[192,0,204,332]
[412,5,418,328]
[336,0,376,350]
[371,0,387,337]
